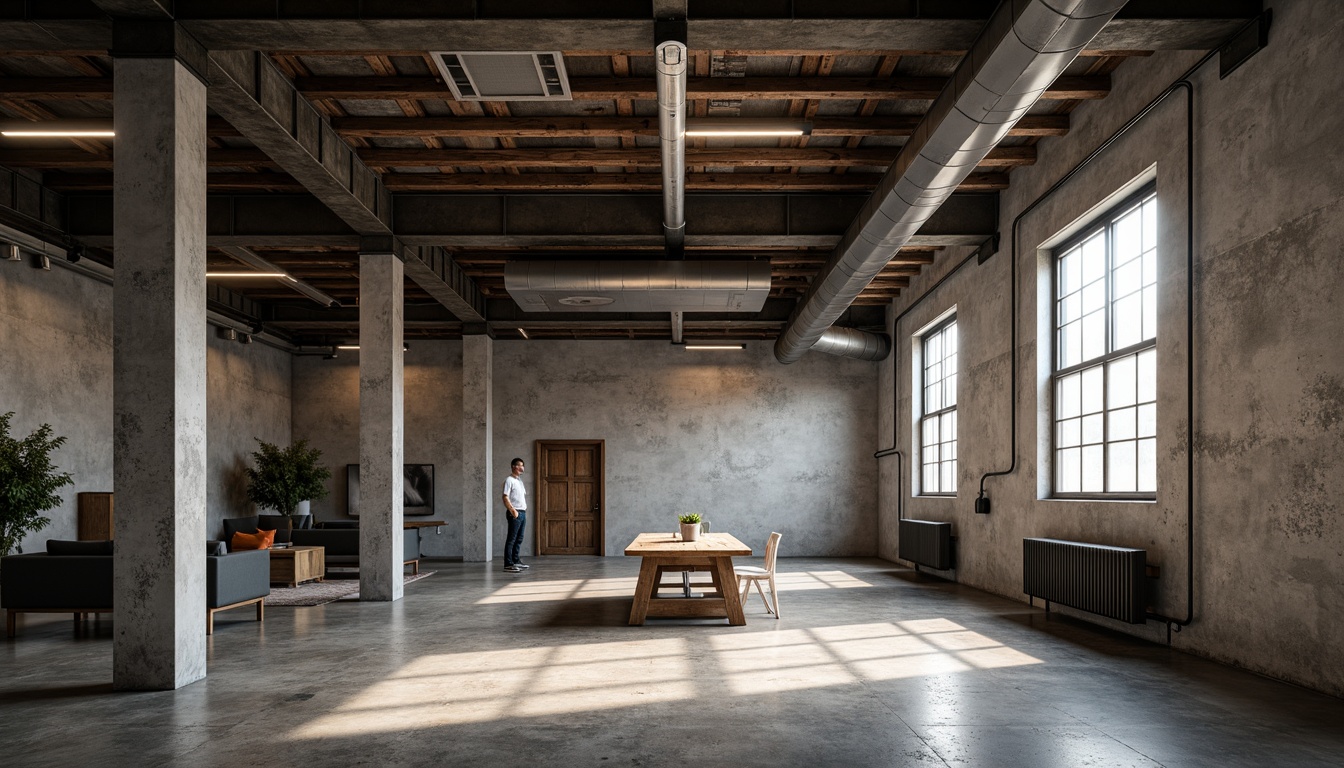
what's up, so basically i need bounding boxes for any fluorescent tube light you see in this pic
[0,120,115,138]
[1,130,115,137]
[684,344,746,350]
[206,272,289,278]
[684,120,812,137]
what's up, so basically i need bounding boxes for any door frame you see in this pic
[534,439,606,556]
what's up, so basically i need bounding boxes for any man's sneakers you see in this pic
[516,563,531,569]
[504,564,523,573]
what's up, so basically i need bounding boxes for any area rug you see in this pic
[265,571,434,607]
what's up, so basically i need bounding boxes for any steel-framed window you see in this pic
[1053,186,1157,498]
[920,317,958,495]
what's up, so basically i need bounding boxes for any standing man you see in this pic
[502,457,530,572]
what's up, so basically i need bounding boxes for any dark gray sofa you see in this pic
[2,540,270,637]
[289,527,422,574]
[2,540,113,637]
[206,543,271,634]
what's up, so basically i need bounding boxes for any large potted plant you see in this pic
[0,412,74,556]
[245,438,331,531]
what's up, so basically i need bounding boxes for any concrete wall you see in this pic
[294,339,877,559]
[492,340,877,558]
[206,333,292,536]
[0,258,292,553]
[292,341,464,557]
[0,260,113,552]
[879,0,1344,696]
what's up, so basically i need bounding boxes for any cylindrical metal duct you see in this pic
[774,0,1126,363]
[656,30,687,257]
[811,326,891,361]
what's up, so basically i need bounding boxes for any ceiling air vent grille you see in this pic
[430,51,571,101]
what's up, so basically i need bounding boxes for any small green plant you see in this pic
[0,412,74,556]
[245,438,332,516]
[678,513,702,525]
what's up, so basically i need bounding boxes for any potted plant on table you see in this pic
[0,412,74,556]
[245,438,331,533]
[678,513,703,542]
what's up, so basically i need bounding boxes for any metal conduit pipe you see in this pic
[774,0,1127,363]
[655,20,687,257]
[811,326,892,362]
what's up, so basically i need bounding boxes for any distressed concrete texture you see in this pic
[111,57,209,689]
[206,333,292,535]
[491,340,878,558]
[880,0,1344,697]
[292,342,463,558]
[0,258,113,552]
[461,335,493,562]
[295,339,877,559]
[358,252,405,601]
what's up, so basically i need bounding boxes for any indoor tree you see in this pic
[245,438,331,517]
[0,412,74,556]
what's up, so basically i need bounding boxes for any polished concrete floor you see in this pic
[1,556,1342,767]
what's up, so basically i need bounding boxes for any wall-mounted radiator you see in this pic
[899,519,953,570]
[1023,538,1147,624]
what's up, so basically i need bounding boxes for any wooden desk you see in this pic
[269,545,325,588]
[624,533,752,626]
[403,520,446,529]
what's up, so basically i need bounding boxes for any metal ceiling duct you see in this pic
[774,0,1127,364]
[504,260,771,313]
[811,326,892,362]
[656,20,688,257]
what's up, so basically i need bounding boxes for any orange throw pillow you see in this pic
[231,529,275,551]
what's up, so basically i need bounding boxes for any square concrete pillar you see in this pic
[359,251,404,601]
[111,54,209,690]
[461,334,493,562]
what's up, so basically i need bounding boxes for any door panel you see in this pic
[536,440,604,556]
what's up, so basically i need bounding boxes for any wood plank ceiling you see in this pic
[0,35,1141,344]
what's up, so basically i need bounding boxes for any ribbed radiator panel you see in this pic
[899,519,953,570]
[1023,538,1146,624]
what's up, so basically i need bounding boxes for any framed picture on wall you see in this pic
[347,464,435,516]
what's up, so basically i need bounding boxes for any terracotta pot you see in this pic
[680,522,701,542]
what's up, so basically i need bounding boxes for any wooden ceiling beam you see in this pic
[328,114,1067,138]
[379,171,1009,192]
[359,146,1034,169]
[294,75,1109,102]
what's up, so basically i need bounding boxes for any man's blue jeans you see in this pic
[504,510,526,566]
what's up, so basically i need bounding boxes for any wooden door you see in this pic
[535,440,604,555]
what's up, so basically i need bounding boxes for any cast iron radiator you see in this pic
[1023,538,1147,624]
[898,519,953,570]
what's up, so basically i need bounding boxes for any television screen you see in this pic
[347,464,434,517]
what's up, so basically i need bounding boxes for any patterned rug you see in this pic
[265,571,434,607]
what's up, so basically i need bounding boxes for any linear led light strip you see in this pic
[684,120,812,137]
[2,130,115,137]
[0,120,115,138]
[684,344,746,350]
[206,272,297,281]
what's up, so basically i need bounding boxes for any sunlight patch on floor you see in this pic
[292,637,694,738]
[475,570,870,605]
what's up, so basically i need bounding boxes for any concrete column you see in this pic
[111,43,209,689]
[359,251,405,601]
[461,334,493,562]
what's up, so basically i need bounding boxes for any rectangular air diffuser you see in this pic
[430,51,571,101]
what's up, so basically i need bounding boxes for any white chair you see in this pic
[735,532,781,618]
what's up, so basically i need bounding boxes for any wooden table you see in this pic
[624,533,753,626]
[269,545,325,587]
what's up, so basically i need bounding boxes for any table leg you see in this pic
[629,557,660,626]
[713,557,746,626]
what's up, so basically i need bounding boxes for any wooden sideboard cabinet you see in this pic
[77,492,114,540]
